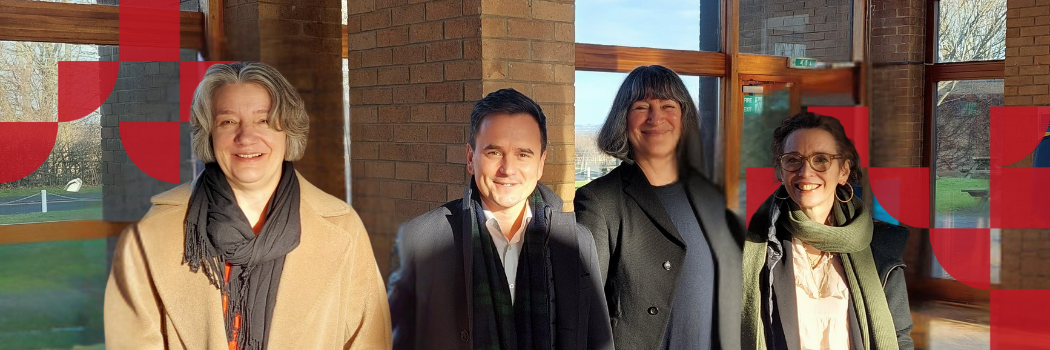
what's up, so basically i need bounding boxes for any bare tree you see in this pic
[935,0,1006,106]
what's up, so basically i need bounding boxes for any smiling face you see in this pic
[779,128,851,220]
[626,97,682,163]
[466,112,547,214]
[211,83,287,192]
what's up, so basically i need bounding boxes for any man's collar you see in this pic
[479,200,533,242]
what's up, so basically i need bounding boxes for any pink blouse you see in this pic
[791,237,850,350]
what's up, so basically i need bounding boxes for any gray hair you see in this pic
[189,62,309,163]
[596,65,701,165]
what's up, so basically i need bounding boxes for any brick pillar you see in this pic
[223,0,346,198]
[999,0,1050,289]
[869,0,925,169]
[868,0,926,286]
[348,0,575,276]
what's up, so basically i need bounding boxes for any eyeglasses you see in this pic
[776,153,843,172]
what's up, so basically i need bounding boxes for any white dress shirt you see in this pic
[480,202,532,304]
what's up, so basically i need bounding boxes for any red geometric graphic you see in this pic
[989,106,1049,168]
[745,167,781,227]
[809,106,869,167]
[58,61,119,122]
[868,167,930,228]
[119,122,182,183]
[0,123,58,183]
[989,106,1050,229]
[992,290,1050,349]
[991,167,1050,229]
[119,0,180,62]
[930,228,990,289]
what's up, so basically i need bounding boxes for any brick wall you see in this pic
[999,0,1050,289]
[739,0,852,61]
[479,0,576,208]
[222,0,347,198]
[98,49,197,222]
[348,0,576,277]
[1004,0,1050,107]
[869,0,925,169]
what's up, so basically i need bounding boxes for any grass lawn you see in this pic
[575,180,590,189]
[0,204,102,226]
[0,186,101,199]
[935,177,989,213]
[0,239,107,349]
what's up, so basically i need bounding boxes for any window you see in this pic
[738,0,854,62]
[0,41,107,225]
[936,0,1006,63]
[925,0,1005,286]
[930,78,1002,281]
[933,79,1000,230]
[0,239,108,348]
[576,0,720,52]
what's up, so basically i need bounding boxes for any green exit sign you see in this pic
[789,57,818,69]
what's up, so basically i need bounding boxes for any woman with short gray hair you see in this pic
[104,62,392,349]
[575,65,743,350]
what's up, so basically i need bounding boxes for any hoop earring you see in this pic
[774,185,790,200]
[836,184,855,203]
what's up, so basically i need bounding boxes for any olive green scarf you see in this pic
[742,186,898,350]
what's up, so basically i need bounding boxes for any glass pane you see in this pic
[576,0,721,52]
[931,79,1002,279]
[937,0,1006,63]
[739,0,853,62]
[343,58,352,204]
[737,82,794,216]
[0,239,107,349]
[574,71,712,188]
[0,41,106,225]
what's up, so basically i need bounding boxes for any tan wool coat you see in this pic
[104,174,392,349]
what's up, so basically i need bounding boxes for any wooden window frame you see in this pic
[569,0,863,212]
[918,0,1005,303]
[0,0,206,52]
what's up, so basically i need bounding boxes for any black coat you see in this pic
[747,197,915,350]
[575,163,744,350]
[387,182,614,350]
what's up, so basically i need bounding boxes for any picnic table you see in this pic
[961,189,989,211]
[963,156,990,179]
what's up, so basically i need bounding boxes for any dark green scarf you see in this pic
[742,186,898,350]
[470,188,555,350]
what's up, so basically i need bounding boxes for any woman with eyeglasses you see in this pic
[741,112,914,350]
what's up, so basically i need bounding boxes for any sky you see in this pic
[573,0,708,126]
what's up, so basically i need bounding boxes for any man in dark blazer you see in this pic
[387,89,613,350]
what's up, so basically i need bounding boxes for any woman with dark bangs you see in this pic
[575,65,743,350]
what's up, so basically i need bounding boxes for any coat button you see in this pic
[663,261,672,270]
[648,307,659,315]
[460,330,469,342]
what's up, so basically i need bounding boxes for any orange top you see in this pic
[223,263,242,350]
